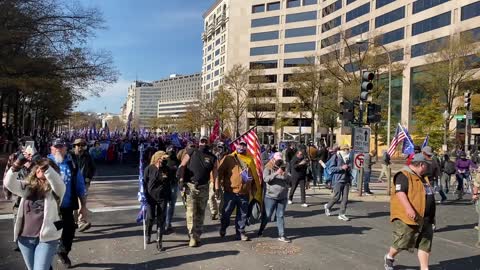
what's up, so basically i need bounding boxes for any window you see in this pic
[214,70,219,76]
[284,57,313,68]
[248,118,275,126]
[251,31,279,41]
[215,49,220,56]
[345,21,369,39]
[267,2,281,11]
[461,27,480,42]
[320,50,339,63]
[282,88,298,97]
[251,16,280,27]
[285,26,316,38]
[207,64,211,70]
[250,45,279,56]
[376,0,396,8]
[303,0,317,5]
[215,39,220,45]
[250,60,278,69]
[375,27,404,45]
[411,36,449,57]
[208,45,212,51]
[412,12,450,36]
[285,41,316,53]
[252,4,265,13]
[249,75,278,83]
[283,74,294,82]
[215,59,220,66]
[343,42,368,55]
[322,0,342,17]
[344,62,359,73]
[347,0,356,4]
[384,48,404,62]
[413,0,449,14]
[248,89,276,98]
[321,33,340,48]
[287,0,301,8]
[346,3,370,22]
[461,1,480,21]
[375,7,405,28]
[286,11,317,23]
[322,16,341,33]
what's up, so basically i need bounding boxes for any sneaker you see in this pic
[219,228,226,238]
[301,203,309,207]
[257,231,263,237]
[288,200,293,205]
[365,192,374,196]
[324,204,331,216]
[240,233,250,241]
[211,213,218,221]
[474,226,479,231]
[164,226,174,235]
[78,222,91,232]
[189,238,198,247]
[338,214,350,221]
[278,236,291,243]
[58,252,72,268]
[384,254,395,270]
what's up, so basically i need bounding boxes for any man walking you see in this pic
[324,144,352,221]
[363,150,376,195]
[217,140,256,241]
[307,141,320,186]
[378,150,391,182]
[179,136,217,247]
[288,150,309,207]
[71,138,95,232]
[165,146,180,234]
[49,138,87,268]
[384,153,436,270]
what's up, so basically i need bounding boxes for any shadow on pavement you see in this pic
[435,223,476,233]
[396,255,480,270]
[349,211,390,220]
[288,225,372,240]
[72,250,240,269]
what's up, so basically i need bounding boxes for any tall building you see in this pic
[202,0,480,143]
[125,74,201,127]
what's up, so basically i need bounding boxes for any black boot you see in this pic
[156,228,164,251]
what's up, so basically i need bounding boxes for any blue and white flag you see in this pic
[401,125,415,155]
[136,143,147,223]
[422,134,429,149]
[171,133,182,148]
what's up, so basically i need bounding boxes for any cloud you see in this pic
[76,78,132,113]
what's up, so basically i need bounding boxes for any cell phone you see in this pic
[25,141,36,155]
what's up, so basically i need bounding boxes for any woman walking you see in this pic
[4,156,65,270]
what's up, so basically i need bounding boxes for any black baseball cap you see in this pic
[51,138,66,147]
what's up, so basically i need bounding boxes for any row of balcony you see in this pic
[202,14,228,41]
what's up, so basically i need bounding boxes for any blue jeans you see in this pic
[363,170,372,193]
[220,192,249,237]
[17,236,58,270]
[310,161,320,185]
[165,182,179,229]
[259,197,287,237]
[351,169,358,187]
[456,172,470,192]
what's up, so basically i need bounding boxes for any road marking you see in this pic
[95,175,138,179]
[89,202,185,213]
[0,214,13,220]
[435,235,475,249]
[92,180,138,184]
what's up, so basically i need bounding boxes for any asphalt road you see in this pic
[1,163,479,270]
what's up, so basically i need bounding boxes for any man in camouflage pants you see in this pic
[179,137,218,247]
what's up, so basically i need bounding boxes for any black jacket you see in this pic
[289,156,308,180]
[71,151,96,179]
[144,164,170,203]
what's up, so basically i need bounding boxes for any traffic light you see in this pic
[367,103,381,124]
[465,90,472,111]
[340,100,354,124]
[360,71,374,102]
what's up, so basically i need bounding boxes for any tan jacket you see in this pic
[390,169,427,225]
[218,154,253,195]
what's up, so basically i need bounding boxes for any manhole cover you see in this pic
[253,241,301,255]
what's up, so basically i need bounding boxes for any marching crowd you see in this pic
[2,133,480,270]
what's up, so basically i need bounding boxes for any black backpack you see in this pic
[444,160,456,175]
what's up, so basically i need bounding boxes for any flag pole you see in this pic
[230,126,257,145]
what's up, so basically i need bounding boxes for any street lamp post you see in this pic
[356,39,392,148]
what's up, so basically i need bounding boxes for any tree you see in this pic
[177,105,203,133]
[415,33,480,149]
[412,97,445,151]
[106,116,124,131]
[223,64,249,137]
[247,69,271,127]
[211,87,232,133]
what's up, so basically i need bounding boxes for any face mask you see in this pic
[161,160,168,166]
[199,145,209,152]
[237,148,246,154]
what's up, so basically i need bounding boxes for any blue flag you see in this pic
[171,133,182,148]
[422,134,429,148]
[401,125,415,155]
[136,143,147,223]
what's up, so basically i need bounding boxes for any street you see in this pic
[1,163,479,270]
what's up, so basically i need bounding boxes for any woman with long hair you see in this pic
[4,157,65,270]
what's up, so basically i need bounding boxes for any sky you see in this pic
[76,0,215,114]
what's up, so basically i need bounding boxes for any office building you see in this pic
[202,0,480,143]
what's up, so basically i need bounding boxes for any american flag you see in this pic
[230,127,263,182]
[387,124,407,157]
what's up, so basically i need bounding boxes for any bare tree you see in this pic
[223,64,249,137]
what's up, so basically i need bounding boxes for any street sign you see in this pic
[467,111,473,120]
[454,114,466,120]
[354,153,365,169]
[353,127,371,153]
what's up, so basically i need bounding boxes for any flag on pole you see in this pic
[171,133,183,148]
[126,111,133,138]
[209,119,220,143]
[388,124,408,157]
[422,134,429,149]
[230,127,263,183]
[401,125,415,155]
[136,144,147,223]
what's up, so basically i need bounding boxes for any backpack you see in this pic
[444,160,456,175]
[323,154,338,182]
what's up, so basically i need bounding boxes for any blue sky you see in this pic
[76,0,215,114]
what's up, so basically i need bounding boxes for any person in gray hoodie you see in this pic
[257,159,291,243]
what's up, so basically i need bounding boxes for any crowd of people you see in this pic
[2,131,480,270]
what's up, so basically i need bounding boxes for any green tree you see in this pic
[412,97,445,151]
